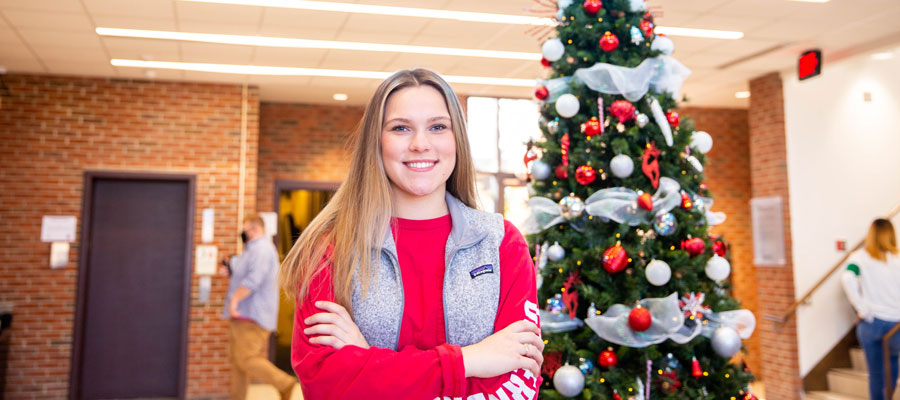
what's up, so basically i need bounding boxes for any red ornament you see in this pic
[561,132,570,166]
[583,117,602,137]
[608,100,635,123]
[543,351,562,378]
[541,57,551,67]
[612,391,623,400]
[628,306,652,332]
[637,192,653,210]
[575,165,597,185]
[600,31,619,52]
[534,86,549,100]
[691,356,703,378]
[742,393,759,400]
[598,348,618,368]
[666,110,680,127]
[640,20,655,37]
[713,240,727,257]
[583,0,602,15]
[562,272,582,319]
[641,141,661,189]
[681,191,693,209]
[555,165,568,179]
[681,238,706,257]
[602,244,628,274]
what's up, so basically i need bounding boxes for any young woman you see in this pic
[841,218,900,400]
[280,69,544,399]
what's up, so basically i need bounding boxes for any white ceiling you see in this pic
[2,0,900,108]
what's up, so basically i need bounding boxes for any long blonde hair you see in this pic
[865,218,899,262]
[280,69,478,310]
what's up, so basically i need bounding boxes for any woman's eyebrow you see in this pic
[384,116,450,125]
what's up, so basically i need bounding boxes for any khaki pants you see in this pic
[228,320,296,400]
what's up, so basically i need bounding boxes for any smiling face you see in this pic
[380,85,457,206]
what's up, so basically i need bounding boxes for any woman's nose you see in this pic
[409,129,431,152]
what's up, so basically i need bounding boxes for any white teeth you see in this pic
[406,161,435,169]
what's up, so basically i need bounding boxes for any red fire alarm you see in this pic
[836,239,846,251]
[799,49,822,80]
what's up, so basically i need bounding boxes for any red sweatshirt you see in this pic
[291,215,542,399]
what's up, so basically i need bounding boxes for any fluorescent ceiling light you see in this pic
[333,93,348,101]
[97,28,539,60]
[655,26,743,40]
[180,0,742,40]
[871,52,895,60]
[110,59,536,87]
[180,0,553,25]
[735,91,750,99]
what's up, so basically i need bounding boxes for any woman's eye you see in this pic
[431,124,447,131]
[391,125,409,132]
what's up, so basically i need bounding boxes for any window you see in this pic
[466,97,542,231]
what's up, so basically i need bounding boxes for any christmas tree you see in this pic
[524,0,758,399]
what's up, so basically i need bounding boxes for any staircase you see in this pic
[806,348,900,400]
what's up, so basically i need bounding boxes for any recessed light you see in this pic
[179,0,741,40]
[109,59,535,87]
[96,28,539,60]
[333,93,348,101]
[735,91,750,99]
[871,52,895,60]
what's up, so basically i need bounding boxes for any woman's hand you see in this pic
[461,320,544,379]
[303,301,370,350]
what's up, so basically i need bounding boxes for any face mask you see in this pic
[240,232,248,243]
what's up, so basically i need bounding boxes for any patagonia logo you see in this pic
[470,264,494,279]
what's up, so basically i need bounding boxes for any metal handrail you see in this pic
[885,321,900,400]
[765,203,900,324]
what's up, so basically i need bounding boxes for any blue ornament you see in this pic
[546,294,566,314]
[653,212,678,236]
[630,26,644,45]
[578,357,595,375]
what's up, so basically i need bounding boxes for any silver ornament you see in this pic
[558,194,585,220]
[645,259,671,286]
[553,365,585,398]
[610,154,634,178]
[548,241,566,261]
[636,113,650,128]
[653,212,678,236]
[531,160,551,180]
[711,327,742,358]
[547,119,559,134]
[705,255,731,281]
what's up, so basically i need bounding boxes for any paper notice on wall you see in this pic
[201,208,215,243]
[41,216,77,243]
[750,196,786,266]
[198,276,211,304]
[50,242,69,269]
[260,212,277,238]
[195,245,218,276]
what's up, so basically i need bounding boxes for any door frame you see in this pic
[272,179,340,251]
[69,171,196,400]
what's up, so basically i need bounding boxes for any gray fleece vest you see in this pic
[350,193,505,350]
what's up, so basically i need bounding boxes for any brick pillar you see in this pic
[748,72,802,399]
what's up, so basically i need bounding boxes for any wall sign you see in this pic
[751,196,787,266]
[798,49,822,81]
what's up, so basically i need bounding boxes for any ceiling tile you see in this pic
[175,1,262,24]
[179,42,254,64]
[382,53,458,75]
[17,29,102,48]
[341,13,429,35]
[256,23,336,40]
[0,55,44,72]
[658,0,731,13]
[102,37,180,57]
[697,38,785,57]
[43,59,114,75]
[334,30,413,45]
[683,13,771,33]
[31,45,107,62]
[82,0,174,18]
[0,0,81,13]
[2,10,93,31]
[444,59,532,78]
[250,47,328,67]
[653,10,698,27]
[258,8,347,31]
[177,20,259,35]
[316,50,397,70]
[92,15,176,30]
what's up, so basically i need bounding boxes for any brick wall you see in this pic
[0,74,259,399]
[679,107,759,376]
[748,72,802,399]
[255,103,363,213]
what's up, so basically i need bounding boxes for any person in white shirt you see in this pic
[841,218,900,400]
